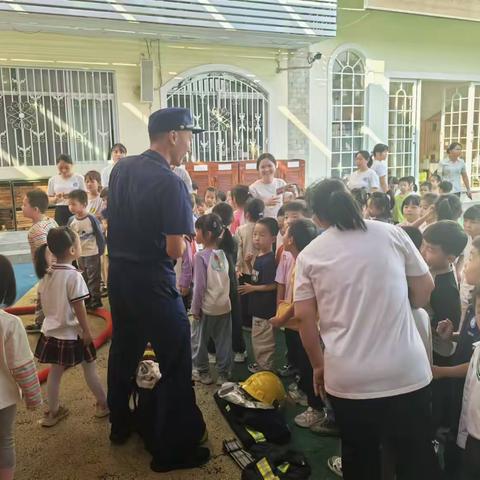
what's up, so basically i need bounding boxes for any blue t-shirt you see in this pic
[248,251,276,319]
[107,150,193,278]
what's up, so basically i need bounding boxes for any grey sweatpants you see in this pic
[0,404,16,469]
[191,313,232,377]
[78,254,102,303]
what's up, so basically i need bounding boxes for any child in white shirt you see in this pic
[457,288,480,479]
[33,227,108,427]
[67,189,105,310]
[22,189,58,333]
[0,255,42,479]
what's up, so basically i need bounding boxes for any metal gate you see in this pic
[167,72,269,162]
[388,80,420,179]
[0,67,117,167]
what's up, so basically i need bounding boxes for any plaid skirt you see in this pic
[34,334,96,367]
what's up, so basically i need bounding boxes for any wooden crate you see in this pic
[208,162,240,194]
[277,159,306,190]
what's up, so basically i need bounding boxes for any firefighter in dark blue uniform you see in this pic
[106,108,208,472]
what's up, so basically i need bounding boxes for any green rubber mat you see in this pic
[230,328,341,479]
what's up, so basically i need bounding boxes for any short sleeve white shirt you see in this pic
[347,168,380,193]
[249,178,287,218]
[0,310,34,409]
[101,164,114,187]
[39,264,90,340]
[438,158,466,193]
[458,343,480,448]
[295,220,432,399]
[47,174,86,205]
[371,160,388,179]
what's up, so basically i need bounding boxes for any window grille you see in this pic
[0,67,117,167]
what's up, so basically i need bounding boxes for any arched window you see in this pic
[167,71,269,162]
[331,50,365,178]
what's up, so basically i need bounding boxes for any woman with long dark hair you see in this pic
[294,178,439,479]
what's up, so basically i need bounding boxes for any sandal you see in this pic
[94,403,110,419]
[39,406,69,427]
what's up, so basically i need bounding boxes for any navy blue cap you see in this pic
[148,107,204,136]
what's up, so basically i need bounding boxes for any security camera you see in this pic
[308,52,323,64]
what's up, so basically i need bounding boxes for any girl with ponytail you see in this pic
[33,227,108,427]
[191,214,233,385]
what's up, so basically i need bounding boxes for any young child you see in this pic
[367,191,391,222]
[238,217,278,373]
[22,189,58,333]
[99,187,109,296]
[67,190,106,310]
[393,176,413,223]
[230,184,250,235]
[275,205,287,256]
[401,226,433,364]
[212,203,246,363]
[275,201,309,377]
[432,236,480,477]
[439,180,454,195]
[422,220,468,430]
[420,181,433,196]
[435,194,463,222]
[271,220,330,429]
[194,195,206,218]
[430,173,442,195]
[204,187,217,214]
[0,255,42,479]
[418,193,439,232]
[399,195,421,226]
[386,176,399,211]
[34,227,108,426]
[459,205,480,318]
[175,234,195,312]
[235,198,265,329]
[84,170,103,216]
[191,214,233,386]
[350,188,369,218]
[457,287,480,479]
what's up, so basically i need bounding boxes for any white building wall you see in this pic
[0,32,288,180]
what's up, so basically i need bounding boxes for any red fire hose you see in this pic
[5,305,112,383]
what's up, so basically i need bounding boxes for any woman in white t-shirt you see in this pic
[370,143,389,193]
[347,150,380,194]
[101,143,127,188]
[249,153,287,218]
[294,179,439,478]
[47,154,86,226]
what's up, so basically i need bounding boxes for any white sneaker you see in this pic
[327,456,343,477]
[192,370,213,385]
[294,407,325,428]
[216,374,229,386]
[208,353,216,364]
[234,352,247,363]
